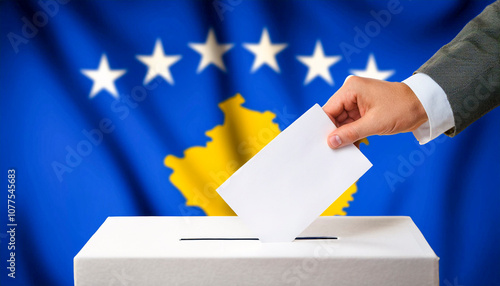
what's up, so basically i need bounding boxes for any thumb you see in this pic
[327,117,371,149]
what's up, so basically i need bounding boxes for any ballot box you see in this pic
[74,216,439,286]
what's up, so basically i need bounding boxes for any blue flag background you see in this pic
[1,0,500,285]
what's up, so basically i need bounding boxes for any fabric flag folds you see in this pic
[0,0,499,285]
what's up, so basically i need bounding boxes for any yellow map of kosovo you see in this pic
[164,94,357,216]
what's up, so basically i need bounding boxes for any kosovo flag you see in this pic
[1,0,499,285]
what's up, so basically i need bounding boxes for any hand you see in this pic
[323,76,428,149]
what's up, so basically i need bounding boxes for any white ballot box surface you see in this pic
[74,216,439,286]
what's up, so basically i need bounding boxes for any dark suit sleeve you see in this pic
[417,0,500,136]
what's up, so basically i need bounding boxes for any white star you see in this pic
[350,54,394,80]
[188,29,233,73]
[136,39,181,85]
[243,28,287,73]
[296,41,341,85]
[81,54,126,99]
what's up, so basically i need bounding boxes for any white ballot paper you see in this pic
[216,104,372,242]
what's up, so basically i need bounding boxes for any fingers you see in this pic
[327,115,371,149]
[322,77,353,119]
[322,95,346,122]
[323,76,374,149]
[323,76,360,123]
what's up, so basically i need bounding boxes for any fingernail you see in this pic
[329,135,342,148]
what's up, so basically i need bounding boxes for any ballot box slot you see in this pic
[180,236,338,241]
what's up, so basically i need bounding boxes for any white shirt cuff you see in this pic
[402,73,455,144]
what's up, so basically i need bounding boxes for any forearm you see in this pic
[417,1,500,136]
